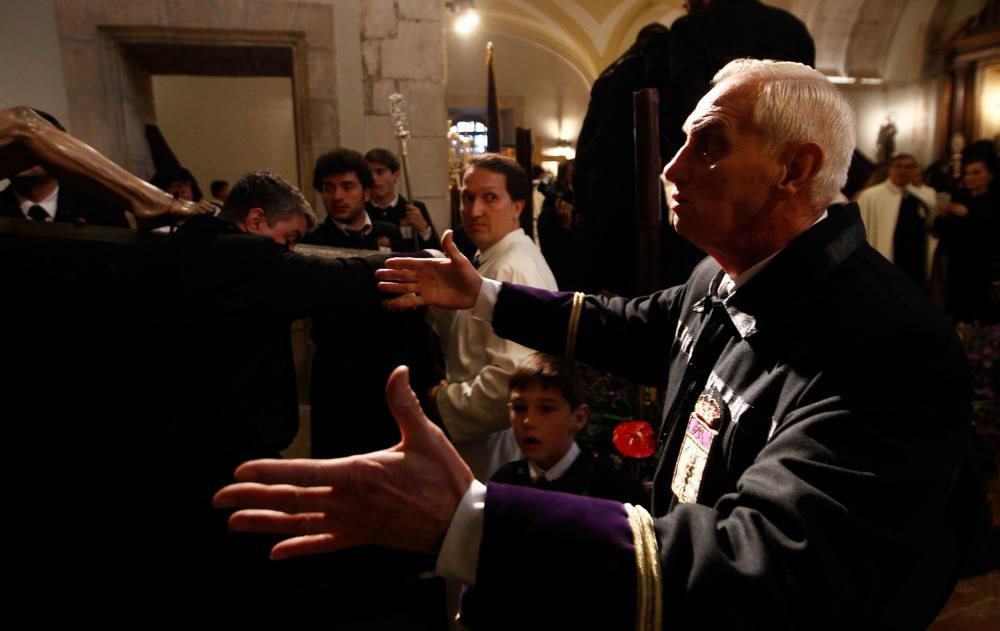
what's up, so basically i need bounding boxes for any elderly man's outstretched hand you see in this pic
[376,229,483,311]
[213,365,474,560]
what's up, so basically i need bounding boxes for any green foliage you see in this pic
[577,364,662,485]
[957,322,1000,444]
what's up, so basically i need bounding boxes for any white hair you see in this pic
[714,59,856,210]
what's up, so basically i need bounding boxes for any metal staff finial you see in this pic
[389,92,411,142]
[388,92,417,247]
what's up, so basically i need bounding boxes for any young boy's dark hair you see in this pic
[508,352,585,410]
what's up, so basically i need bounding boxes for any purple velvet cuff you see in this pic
[460,482,636,630]
[492,282,576,357]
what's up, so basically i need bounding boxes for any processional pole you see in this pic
[389,92,419,249]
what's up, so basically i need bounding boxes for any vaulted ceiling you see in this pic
[446,0,988,161]
[469,0,982,83]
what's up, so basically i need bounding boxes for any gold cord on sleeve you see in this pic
[625,503,662,631]
[565,292,585,358]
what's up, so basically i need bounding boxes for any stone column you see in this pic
[362,0,450,231]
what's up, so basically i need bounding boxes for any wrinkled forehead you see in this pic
[683,77,758,136]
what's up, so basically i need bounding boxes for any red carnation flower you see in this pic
[613,420,655,459]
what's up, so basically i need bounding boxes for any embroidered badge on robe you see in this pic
[671,392,722,504]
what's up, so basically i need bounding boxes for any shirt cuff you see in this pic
[472,278,502,322]
[435,479,487,585]
[420,225,434,241]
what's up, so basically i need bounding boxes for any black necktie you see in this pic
[27,205,48,222]
[534,477,553,491]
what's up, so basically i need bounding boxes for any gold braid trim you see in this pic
[625,503,662,631]
[565,292,585,358]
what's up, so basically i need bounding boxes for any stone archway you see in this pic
[53,0,339,194]
[100,26,313,193]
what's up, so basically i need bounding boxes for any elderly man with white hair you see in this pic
[216,59,974,630]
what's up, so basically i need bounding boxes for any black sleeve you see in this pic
[260,246,389,321]
[492,282,686,388]
[413,200,440,249]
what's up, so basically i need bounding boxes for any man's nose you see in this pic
[663,146,686,183]
[466,197,484,216]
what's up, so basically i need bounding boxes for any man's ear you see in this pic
[363,188,372,204]
[777,142,824,199]
[512,199,525,220]
[571,403,590,433]
[244,207,267,233]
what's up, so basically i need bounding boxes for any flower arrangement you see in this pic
[576,364,661,485]
[957,322,1000,447]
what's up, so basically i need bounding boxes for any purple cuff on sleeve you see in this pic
[460,482,636,630]
[492,283,577,357]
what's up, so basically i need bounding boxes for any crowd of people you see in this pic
[856,142,998,324]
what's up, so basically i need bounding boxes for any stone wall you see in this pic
[53,0,339,193]
[47,0,449,226]
[361,0,450,230]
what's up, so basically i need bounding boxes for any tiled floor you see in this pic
[931,460,1000,629]
[932,570,1000,630]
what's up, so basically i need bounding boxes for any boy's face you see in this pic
[508,383,588,471]
[369,162,399,199]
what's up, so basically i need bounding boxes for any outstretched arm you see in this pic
[376,229,483,310]
[213,365,474,560]
[0,106,214,228]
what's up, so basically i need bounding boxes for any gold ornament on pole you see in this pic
[388,92,418,248]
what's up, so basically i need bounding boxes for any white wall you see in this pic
[844,80,940,165]
[333,0,364,152]
[152,76,299,197]
[0,0,69,126]
[980,62,1000,141]
[844,0,989,165]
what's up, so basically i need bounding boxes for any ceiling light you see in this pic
[544,138,575,160]
[447,0,480,35]
[827,75,884,86]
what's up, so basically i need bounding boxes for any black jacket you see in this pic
[367,194,440,249]
[0,185,129,227]
[135,214,389,563]
[667,0,815,151]
[466,204,976,629]
[304,215,406,252]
